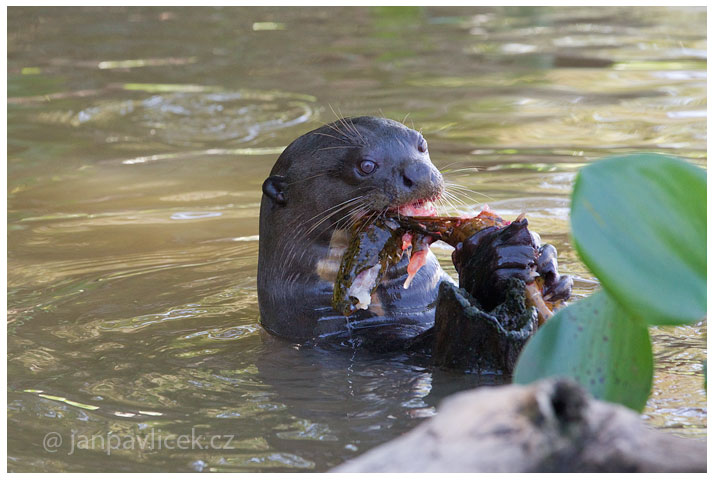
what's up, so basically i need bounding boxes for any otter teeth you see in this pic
[397,200,437,217]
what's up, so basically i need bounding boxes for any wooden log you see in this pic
[333,378,706,473]
[430,280,537,375]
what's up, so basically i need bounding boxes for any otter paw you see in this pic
[452,218,537,310]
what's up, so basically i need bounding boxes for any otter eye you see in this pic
[418,138,428,153]
[359,159,377,175]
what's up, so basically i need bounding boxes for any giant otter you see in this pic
[258,116,569,351]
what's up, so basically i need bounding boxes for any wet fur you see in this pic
[258,117,451,347]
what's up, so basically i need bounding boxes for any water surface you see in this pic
[7,6,706,472]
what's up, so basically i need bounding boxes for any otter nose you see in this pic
[401,162,434,190]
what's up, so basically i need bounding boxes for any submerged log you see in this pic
[333,378,706,473]
[431,278,538,375]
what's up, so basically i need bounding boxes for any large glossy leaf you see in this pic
[513,290,653,411]
[571,154,706,325]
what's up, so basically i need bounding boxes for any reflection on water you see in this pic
[8,6,706,472]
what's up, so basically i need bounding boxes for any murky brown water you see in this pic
[7,6,706,472]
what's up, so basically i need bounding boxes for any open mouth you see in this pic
[392,198,439,217]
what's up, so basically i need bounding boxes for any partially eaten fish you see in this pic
[332,217,406,316]
[332,205,558,325]
[333,206,512,315]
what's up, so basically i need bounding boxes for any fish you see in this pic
[331,217,406,316]
[332,206,510,315]
[332,206,556,325]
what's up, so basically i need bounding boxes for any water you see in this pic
[7,6,706,472]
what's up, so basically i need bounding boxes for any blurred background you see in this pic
[7,6,706,472]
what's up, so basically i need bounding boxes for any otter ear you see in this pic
[262,175,288,206]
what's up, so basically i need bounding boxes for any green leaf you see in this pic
[571,153,706,325]
[513,290,653,411]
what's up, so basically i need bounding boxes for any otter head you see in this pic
[262,116,444,240]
